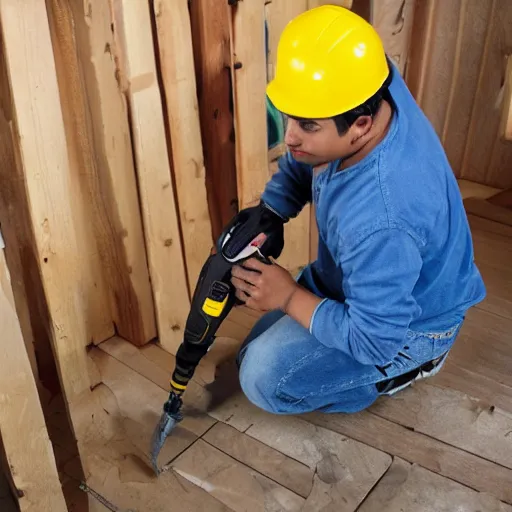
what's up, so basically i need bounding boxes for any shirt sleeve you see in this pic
[261,151,312,221]
[309,227,423,366]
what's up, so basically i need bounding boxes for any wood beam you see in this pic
[0,243,67,511]
[189,0,238,241]
[228,0,269,209]
[152,0,214,288]
[111,0,191,355]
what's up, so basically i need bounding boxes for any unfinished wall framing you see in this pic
[0,0,511,510]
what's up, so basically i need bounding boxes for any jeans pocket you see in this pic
[406,320,464,361]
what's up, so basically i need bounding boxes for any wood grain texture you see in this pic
[0,0,93,408]
[189,0,238,240]
[370,383,512,470]
[208,390,393,511]
[62,0,157,345]
[229,0,269,209]
[67,348,230,512]
[172,439,306,511]
[307,409,512,504]
[501,57,512,140]
[465,197,512,228]
[442,0,493,175]
[111,0,191,355]
[371,0,415,75]
[307,0,353,8]
[203,422,314,499]
[0,250,67,512]
[153,0,213,288]
[45,0,116,345]
[358,457,512,512]
[462,0,512,188]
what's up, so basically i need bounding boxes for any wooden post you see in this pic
[0,247,67,512]
[228,0,269,209]
[46,0,157,346]
[152,0,214,288]
[0,0,93,409]
[111,0,191,355]
[189,0,238,241]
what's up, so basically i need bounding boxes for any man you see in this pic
[229,6,486,414]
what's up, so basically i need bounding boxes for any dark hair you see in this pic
[332,67,394,135]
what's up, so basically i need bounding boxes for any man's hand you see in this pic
[231,257,297,312]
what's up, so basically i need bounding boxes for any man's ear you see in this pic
[351,115,373,143]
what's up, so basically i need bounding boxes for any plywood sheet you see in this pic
[359,458,512,512]
[172,439,305,511]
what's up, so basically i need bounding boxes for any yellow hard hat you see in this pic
[266,5,389,119]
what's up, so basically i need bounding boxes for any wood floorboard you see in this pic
[357,457,512,512]
[73,207,512,510]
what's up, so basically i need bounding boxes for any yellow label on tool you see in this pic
[202,296,228,317]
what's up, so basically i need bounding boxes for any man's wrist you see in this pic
[281,285,323,330]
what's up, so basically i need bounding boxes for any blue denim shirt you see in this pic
[261,63,486,366]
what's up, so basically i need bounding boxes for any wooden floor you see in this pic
[49,211,512,511]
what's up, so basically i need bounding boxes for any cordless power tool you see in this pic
[150,201,285,473]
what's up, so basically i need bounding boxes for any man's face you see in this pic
[283,116,358,167]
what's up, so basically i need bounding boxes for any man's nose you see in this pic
[284,120,301,147]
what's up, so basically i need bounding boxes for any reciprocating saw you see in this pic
[150,201,285,473]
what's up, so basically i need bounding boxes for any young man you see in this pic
[229,6,486,414]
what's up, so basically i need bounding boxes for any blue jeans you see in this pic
[236,309,462,415]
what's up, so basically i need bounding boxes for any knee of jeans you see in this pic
[238,340,289,414]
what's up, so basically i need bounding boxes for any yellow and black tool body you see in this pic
[150,202,285,473]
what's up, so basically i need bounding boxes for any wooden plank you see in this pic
[229,0,269,209]
[46,0,122,346]
[500,56,512,140]
[152,0,214,287]
[418,0,462,138]
[433,360,512,415]
[449,307,512,389]
[58,0,157,345]
[462,0,512,188]
[464,197,512,228]
[404,0,436,104]
[171,439,306,511]
[71,349,231,512]
[0,0,92,408]
[370,383,512,470]
[203,422,314,499]
[306,409,512,504]
[98,336,216,435]
[458,178,502,199]
[371,0,415,75]
[0,250,67,512]
[490,188,512,210]
[111,0,191,355]
[442,0,494,175]
[358,457,512,512]
[208,390,394,511]
[189,0,238,240]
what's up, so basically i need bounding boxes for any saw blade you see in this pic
[150,411,180,474]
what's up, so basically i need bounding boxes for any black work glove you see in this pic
[216,201,286,262]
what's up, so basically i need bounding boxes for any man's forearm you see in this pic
[282,284,323,330]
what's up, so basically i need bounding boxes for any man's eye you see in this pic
[300,122,318,132]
